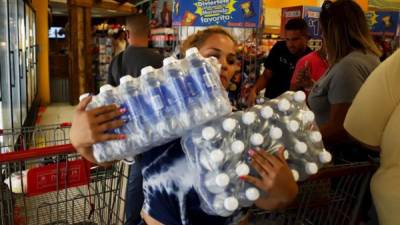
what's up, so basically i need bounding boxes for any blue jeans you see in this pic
[125,159,144,225]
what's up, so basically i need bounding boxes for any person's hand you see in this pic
[241,148,298,210]
[70,95,126,150]
[296,62,315,90]
[246,87,258,107]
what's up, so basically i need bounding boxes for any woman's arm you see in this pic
[70,96,126,166]
[241,149,299,210]
[319,103,351,147]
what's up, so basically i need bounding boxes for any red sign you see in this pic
[27,159,90,197]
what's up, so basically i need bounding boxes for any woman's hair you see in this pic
[180,26,236,56]
[320,0,381,65]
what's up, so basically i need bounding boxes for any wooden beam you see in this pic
[68,0,93,7]
[93,1,136,13]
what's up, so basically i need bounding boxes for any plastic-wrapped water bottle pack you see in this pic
[80,47,232,163]
[181,91,332,217]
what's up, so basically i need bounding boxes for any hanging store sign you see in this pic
[366,11,400,36]
[172,0,261,28]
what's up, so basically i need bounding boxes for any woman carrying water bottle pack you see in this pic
[70,27,298,225]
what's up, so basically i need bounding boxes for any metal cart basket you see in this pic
[250,160,377,225]
[0,123,128,225]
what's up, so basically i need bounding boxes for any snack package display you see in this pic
[80,47,232,163]
[181,91,331,216]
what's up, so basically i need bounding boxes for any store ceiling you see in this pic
[49,0,139,18]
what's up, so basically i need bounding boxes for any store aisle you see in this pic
[36,103,75,126]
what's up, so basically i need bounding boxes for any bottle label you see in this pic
[172,76,189,101]
[185,75,201,98]
[160,85,178,107]
[149,88,165,111]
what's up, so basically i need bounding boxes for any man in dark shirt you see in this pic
[247,18,311,103]
[107,14,163,86]
[107,14,163,225]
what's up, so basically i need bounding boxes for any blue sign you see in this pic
[172,0,261,28]
[367,11,400,36]
[303,7,321,38]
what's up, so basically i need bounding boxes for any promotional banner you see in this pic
[172,0,261,28]
[367,11,400,36]
[280,6,322,38]
[303,7,321,38]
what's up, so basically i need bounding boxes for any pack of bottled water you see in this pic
[79,47,231,163]
[181,91,332,216]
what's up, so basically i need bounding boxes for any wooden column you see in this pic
[68,0,93,105]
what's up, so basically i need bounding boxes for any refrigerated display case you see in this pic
[0,0,37,131]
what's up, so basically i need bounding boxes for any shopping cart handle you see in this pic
[0,144,76,163]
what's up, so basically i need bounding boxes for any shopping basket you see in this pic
[0,123,128,225]
[249,160,377,225]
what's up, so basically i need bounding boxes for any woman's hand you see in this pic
[70,96,126,163]
[241,148,298,210]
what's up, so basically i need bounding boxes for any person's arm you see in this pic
[246,68,272,106]
[241,148,299,210]
[70,96,126,167]
[246,42,281,106]
[319,103,351,147]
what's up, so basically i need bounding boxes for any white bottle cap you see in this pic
[245,187,260,201]
[242,112,256,125]
[309,131,322,143]
[210,150,224,164]
[222,118,237,132]
[303,111,315,123]
[141,66,155,75]
[305,162,318,175]
[287,120,300,132]
[202,127,216,140]
[278,99,291,112]
[79,93,90,102]
[120,75,134,84]
[235,163,250,176]
[260,106,273,119]
[270,127,283,140]
[284,150,290,160]
[250,133,264,146]
[224,197,239,211]
[319,150,332,164]
[294,91,306,103]
[231,140,245,154]
[185,47,199,56]
[215,173,230,187]
[294,141,307,154]
[163,56,177,66]
[99,84,113,93]
[291,169,300,181]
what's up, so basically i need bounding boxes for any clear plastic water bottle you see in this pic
[200,126,224,150]
[185,47,230,118]
[289,159,319,181]
[204,172,230,194]
[163,57,194,129]
[141,66,171,141]
[118,75,148,150]
[212,194,239,217]
[237,187,260,207]
[199,148,225,171]
[240,111,257,140]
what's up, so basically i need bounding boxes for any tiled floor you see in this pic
[36,103,75,126]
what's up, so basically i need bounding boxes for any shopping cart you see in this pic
[249,160,377,225]
[0,123,128,225]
